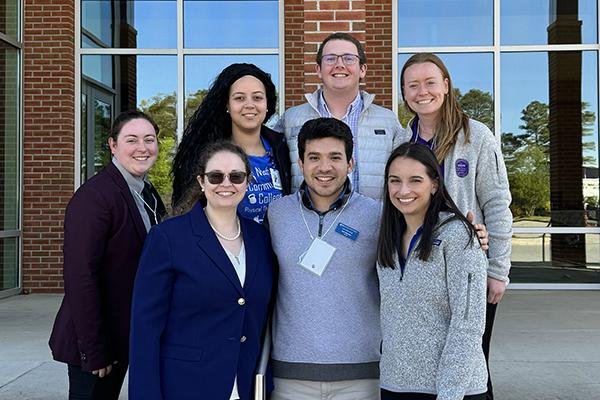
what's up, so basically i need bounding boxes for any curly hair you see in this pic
[171,63,277,209]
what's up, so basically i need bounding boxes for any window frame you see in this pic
[393,0,600,288]
[0,0,23,297]
[74,0,284,188]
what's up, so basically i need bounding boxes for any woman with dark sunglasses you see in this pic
[171,63,291,223]
[129,141,275,400]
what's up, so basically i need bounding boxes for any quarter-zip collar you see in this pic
[299,178,352,216]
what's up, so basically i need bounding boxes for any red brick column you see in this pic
[365,0,393,110]
[22,0,75,292]
[283,0,393,108]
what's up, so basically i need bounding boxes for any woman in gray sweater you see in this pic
[377,142,488,400]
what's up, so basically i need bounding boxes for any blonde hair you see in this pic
[400,53,470,162]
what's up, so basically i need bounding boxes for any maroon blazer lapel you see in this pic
[106,162,147,241]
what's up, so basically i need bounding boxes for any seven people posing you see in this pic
[50,32,511,400]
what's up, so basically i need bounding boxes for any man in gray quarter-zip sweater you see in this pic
[267,117,382,399]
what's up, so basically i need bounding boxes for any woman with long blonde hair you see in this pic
[400,53,512,400]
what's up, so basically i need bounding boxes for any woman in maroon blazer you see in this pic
[49,110,166,400]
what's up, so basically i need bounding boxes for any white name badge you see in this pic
[270,168,283,190]
[298,237,336,276]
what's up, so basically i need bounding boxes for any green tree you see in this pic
[507,143,550,217]
[458,89,494,131]
[139,92,177,204]
[518,101,549,147]
[138,89,212,205]
[517,100,596,164]
[397,100,414,127]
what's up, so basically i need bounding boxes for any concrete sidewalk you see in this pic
[0,291,599,399]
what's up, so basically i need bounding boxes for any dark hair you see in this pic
[172,140,251,216]
[316,32,367,65]
[110,110,159,141]
[297,118,354,162]
[400,53,470,163]
[171,63,277,209]
[377,142,476,268]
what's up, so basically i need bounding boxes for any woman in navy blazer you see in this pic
[129,141,275,400]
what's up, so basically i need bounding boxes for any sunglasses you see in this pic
[202,171,248,185]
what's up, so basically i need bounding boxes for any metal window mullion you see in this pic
[79,48,178,55]
[18,0,23,290]
[278,0,284,115]
[513,227,600,234]
[397,44,598,54]
[597,4,600,205]
[181,48,279,55]
[0,32,22,49]
[75,0,82,189]
[493,0,501,138]
[177,0,184,143]
[392,0,398,115]
[0,230,21,238]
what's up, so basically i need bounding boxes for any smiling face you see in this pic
[198,150,249,211]
[316,39,366,95]
[227,75,267,135]
[387,156,438,225]
[402,61,449,120]
[108,118,158,177]
[299,137,354,211]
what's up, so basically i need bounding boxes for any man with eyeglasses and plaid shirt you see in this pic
[275,32,403,201]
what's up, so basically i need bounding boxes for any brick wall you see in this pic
[22,0,75,292]
[283,0,393,109]
[19,0,394,292]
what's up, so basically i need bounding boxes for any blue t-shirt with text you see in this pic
[238,138,283,223]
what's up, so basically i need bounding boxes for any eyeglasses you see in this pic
[321,54,360,66]
[202,171,248,185]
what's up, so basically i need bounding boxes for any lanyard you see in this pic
[133,189,158,225]
[298,191,351,240]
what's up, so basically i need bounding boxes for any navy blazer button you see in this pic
[240,336,247,343]
[238,298,245,306]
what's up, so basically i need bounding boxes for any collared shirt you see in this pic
[409,117,445,177]
[317,91,363,189]
[112,157,153,233]
[299,178,352,216]
[397,225,424,278]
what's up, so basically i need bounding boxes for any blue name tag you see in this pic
[433,239,442,246]
[335,223,359,241]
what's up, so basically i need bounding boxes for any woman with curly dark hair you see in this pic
[171,63,291,222]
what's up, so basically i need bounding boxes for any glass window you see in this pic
[184,0,279,48]
[0,237,18,290]
[397,0,493,47]
[0,0,19,39]
[511,233,600,283]
[501,51,599,230]
[501,0,598,45]
[184,55,279,124]
[81,55,178,203]
[82,55,113,88]
[82,0,112,46]
[398,53,494,129]
[0,42,19,231]
[82,0,177,48]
